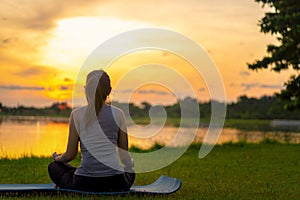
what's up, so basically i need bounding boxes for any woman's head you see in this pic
[86,70,111,115]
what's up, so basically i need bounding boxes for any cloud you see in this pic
[239,70,250,77]
[241,83,258,91]
[0,0,104,31]
[0,0,107,81]
[63,77,73,82]
[0,37,19,46]
[12,65,59,77]
[0,0,106,65]
[137,90,168,96]
[114,89,169,96]
[114,89,134,94]
[240,83,282,91]
[0,85,44,91]
[198,87,206,92]
[260,84,282,89]
[2,38,11,44]
[59,86,69,91]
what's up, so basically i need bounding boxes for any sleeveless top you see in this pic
[72,104,126,177]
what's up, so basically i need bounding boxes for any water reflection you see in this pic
[129,126,300,149]
[0,116,299,158]
[0,117,68,158]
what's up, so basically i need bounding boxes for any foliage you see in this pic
[0,102,72,117]
[2,95,300,120]
[129,143,164,153]
[226,95,300,119]
[278,75,300,110]
[248,0,300,110]
[125,95,300,120]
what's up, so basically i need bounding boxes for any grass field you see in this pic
[0,141,299,199]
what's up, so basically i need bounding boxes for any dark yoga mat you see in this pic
[0,175,181,195]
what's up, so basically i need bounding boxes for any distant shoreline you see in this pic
[0,115,69,123]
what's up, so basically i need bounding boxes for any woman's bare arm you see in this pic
[117,129,134,170]
[53,113,79,163]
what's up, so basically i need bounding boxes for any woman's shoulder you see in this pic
[70,106,88,120]
[71,106,87,113]
[109,104,123,112]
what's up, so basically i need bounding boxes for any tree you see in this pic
[248,0,300,110]
[141,102,151,112]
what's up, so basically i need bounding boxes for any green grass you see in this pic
[224,119,270,130]
[0,142,299,199]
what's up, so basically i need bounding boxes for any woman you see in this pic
[48,70,135,192]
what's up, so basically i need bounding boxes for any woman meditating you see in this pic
[48,70,135,192]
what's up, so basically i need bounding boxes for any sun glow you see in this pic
[42,78,74,101]
[42,17,152,70]
[39,17,152,102]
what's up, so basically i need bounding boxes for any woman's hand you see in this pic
[52,152,62,162]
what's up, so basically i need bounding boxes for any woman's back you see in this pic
[73,105,126,177]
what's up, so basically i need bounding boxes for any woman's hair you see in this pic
[86,70,111,116]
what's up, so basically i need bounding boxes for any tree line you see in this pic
[115,95,300,120]
[1,95,299,120]
[0,102,72,117]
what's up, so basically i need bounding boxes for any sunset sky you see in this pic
[0,0,295,107]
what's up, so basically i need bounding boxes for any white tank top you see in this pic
[72,105,126,177]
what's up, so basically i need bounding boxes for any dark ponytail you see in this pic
[95,70,111,116]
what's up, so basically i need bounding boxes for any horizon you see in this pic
[0,94,279,109]
[0,0,295,107]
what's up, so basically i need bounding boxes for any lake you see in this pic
[0,116,299,158]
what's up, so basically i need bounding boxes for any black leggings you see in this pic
[48,162,135,192]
